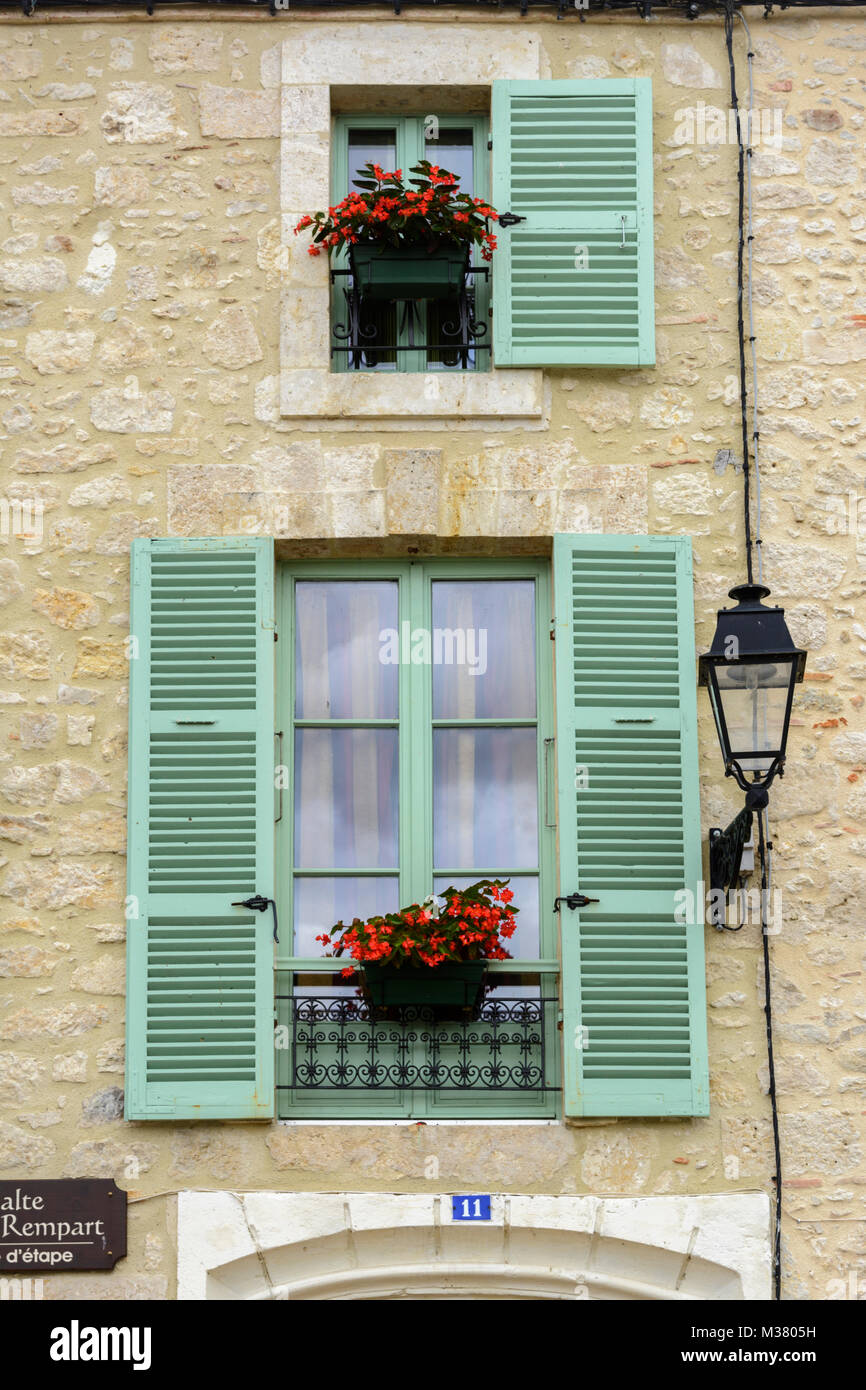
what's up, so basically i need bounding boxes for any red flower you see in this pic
[292,160,499,264]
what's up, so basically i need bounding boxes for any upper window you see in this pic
[330,115,491,374]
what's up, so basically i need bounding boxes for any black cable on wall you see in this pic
[758,812,783,1300]
[723,5,783,1300]
[723,0,755,585]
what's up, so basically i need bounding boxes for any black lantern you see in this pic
[699,584,806,914]
[699,583,806,805]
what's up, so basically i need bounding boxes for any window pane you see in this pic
[343,128,399,371]
[424,128,477,370]
[294,728,398,868]
[432,580,536,718]
[294,875,399,956]
[295,581,398,719]
[347,127,397,191]
[425,127,474,197]
[427,295,477,372]
[433,875,539,958]
[353,300,398,371]
[433,727,538,869]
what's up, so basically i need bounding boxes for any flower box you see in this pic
[361,959,487,1016]
[350,242,469,302]
[316,878,517,1022]
[294,160,498,283]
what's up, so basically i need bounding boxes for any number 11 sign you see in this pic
[451,1195,491,1221]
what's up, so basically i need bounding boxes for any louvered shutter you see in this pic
[553,534,708,1117]
[491,79,655,367]
[126,537,275,1120]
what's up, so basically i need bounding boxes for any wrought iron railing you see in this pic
[276,992,557,1093]
[331,266,490,370]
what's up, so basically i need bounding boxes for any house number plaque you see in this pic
[0,1179,127,1271]
[452,1194,491,1221]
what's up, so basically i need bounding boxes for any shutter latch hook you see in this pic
[232,894,279,943]
[620,214,626,250]
[553,892,599,913]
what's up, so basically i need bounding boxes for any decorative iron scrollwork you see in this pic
[277,994,556,1093]
[709,805,753,898]
[331,266,490,370]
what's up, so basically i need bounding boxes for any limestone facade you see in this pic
[0,8,864,1300]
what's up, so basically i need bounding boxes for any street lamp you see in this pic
[698,583,806,915]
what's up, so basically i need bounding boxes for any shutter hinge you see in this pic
[549,619,556,641]
[487,137,492,150]
[274,630,278,641]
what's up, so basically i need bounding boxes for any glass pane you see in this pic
[348,127,397,191]
[294,875,399,957]
[424,128,477,370]
[425,127,474,197]
[432,580,536,719]
[427,296,476,372]
[344,127,399,371]
[295,581,398,720]
[433,727,538,869]
[294,728,398,868]
[433,875,539,959]
[354,300,397,371]
[717,660,793,771]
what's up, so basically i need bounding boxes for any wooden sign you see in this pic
[0,1180,127,1271]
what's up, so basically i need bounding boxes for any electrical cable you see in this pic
[717,878,746,931]
[724,9,781,1300]
[723,0,754,584]
[757,807,782,1301]
[738,9,764,581]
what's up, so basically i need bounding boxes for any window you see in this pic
[330,115,491,374]
[124,536,707,1123]
[275,558,558,1118]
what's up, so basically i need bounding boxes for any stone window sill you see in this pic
[278,366,545,421]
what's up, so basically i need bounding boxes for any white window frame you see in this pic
[278,25,545,426]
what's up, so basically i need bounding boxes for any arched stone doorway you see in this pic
[177,1192,770,1300]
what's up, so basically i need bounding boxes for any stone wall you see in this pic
[0,8,864,1301]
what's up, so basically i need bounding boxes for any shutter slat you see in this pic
[492,79,655,367]
[126,538,275,1120]
[555,534,708,1117]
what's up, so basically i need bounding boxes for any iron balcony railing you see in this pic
[276,991,558,1093]
[330,266,490,371]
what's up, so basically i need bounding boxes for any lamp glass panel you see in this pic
[715,659,794,771]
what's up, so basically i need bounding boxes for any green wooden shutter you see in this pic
[126,537,275,1120]
[492,79,655,367]
[554,535,708,1117]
